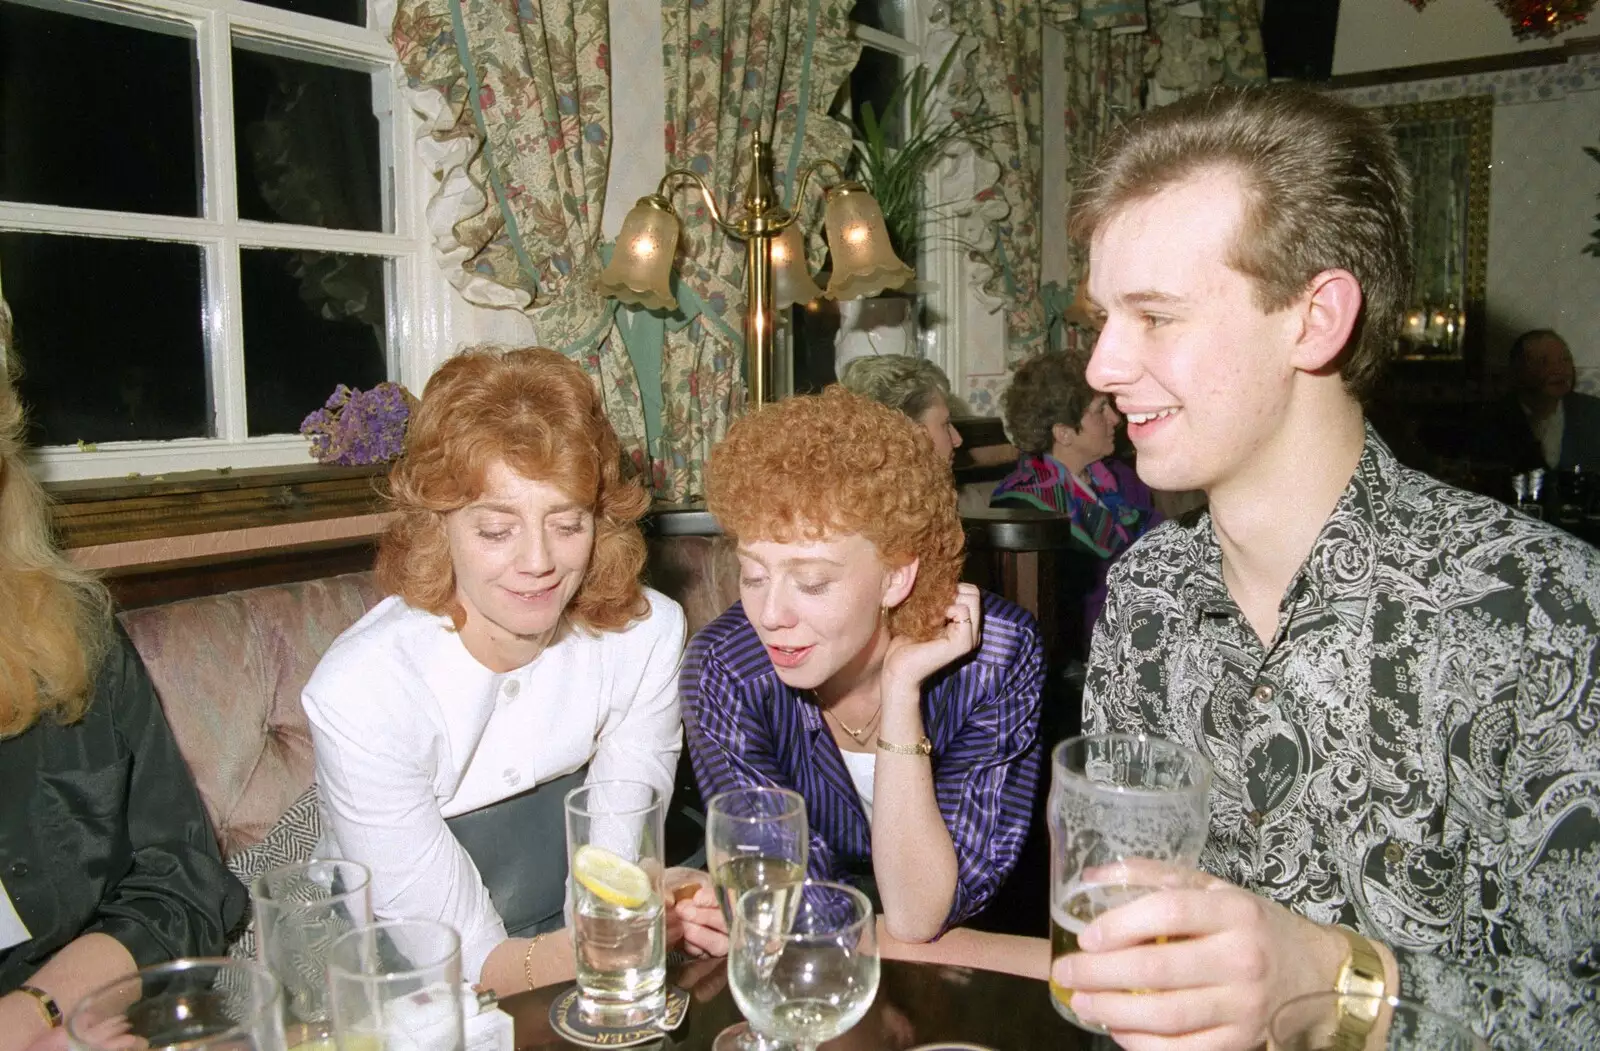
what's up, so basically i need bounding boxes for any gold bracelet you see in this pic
[1333,926,1386,1042]
[523,929,562,991]
[875,735,933,757]
[16,984,62,1029]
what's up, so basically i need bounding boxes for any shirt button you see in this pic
[1251,684,1274,704]
[502,680,520,698]
[1384,842,1405,864]
[1246,809,1263,828]
[9,860,28,877]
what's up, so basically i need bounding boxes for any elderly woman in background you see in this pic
[991,352,1162,643]
[839,355,963,464]
[303,347,716,998]
[681,386,1045,944]
[0,354,243,1050]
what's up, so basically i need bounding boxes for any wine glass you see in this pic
[728,880,879,1051]
[1270,991,1489,1050]
[66,958,286,1051]
[706,787,809,1051]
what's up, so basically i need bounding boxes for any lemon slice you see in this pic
[573,845,653,908]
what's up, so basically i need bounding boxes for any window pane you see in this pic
[234,43,387,232]
[846,48,905,149]
[243,0,364,28]
[241,247,388,436]
[0,233,208,445]
[851,0,907,36]
[0,3,199,216]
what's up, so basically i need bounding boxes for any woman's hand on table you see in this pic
[664,867,728,958]
[1053,860,1354,1051]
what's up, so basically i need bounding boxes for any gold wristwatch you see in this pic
[1333,926,1386,1042]
[876,735,933,757]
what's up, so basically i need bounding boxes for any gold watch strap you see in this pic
[17,984,62,1029]
[1333,926,1386,1041]
[875,735,933,757]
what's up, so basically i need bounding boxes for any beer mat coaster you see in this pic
[549,985,689,1048]
[907,1045,999,1051]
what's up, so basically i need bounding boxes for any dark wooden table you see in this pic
[501,960,1100,1050]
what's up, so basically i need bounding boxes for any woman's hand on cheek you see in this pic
[882,583,983,690]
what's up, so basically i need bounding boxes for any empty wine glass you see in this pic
[707,787,809,1051]
[66,958,286,1051]
[728,880,879,1051]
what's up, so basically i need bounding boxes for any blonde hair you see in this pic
[0,349,115,737]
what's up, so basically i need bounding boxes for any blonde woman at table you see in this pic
[681,386,1046,946]
[0,349,243,1051]
[304,347,720,997]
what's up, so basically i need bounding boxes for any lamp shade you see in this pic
[822,185,913,300]
[770,222,824,308]
[597,196,680,311]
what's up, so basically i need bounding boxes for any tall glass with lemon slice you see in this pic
[564,781,667,1028]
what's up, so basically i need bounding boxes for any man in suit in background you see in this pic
[1501,328,1600,470]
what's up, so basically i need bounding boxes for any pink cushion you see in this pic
[118,572,381,857]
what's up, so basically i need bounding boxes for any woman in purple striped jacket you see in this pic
[681,386,1047,943]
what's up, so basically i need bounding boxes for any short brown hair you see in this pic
[706,385,964,642]
[1068,85,1412,397]
[1001,352,1096,456]
[377,346,650,633]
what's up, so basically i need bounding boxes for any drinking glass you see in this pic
[564,780,668,1029]
[66,958,286,1051]
[728,880,879,1051]
[326,919,464,1051]
[252,859,373,1050]
[1047,733,1213,1032]
[706,787,809,1051]
[1270,991,1489,1050]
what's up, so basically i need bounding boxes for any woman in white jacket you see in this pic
[304,346,715,996]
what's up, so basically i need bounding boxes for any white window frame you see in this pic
[1,0,441,483]
[849,6,977,400]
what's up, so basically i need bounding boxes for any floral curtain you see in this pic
[654,0,859,500]
[949,0,1265,364]
[388,0,648,470]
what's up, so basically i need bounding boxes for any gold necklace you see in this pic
[827,704,882,745]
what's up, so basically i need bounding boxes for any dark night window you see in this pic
[241,248,388,436]
[0,0,408,474]
[0,3,200,217]
[0,232,209,446]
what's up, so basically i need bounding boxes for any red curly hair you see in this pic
[707,385,964,642]
[377,346,650,633]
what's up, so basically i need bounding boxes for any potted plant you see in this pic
[831,42,1005,371]
[849,40,1006,266]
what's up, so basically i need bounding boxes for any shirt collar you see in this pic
[1180,422,1392,622]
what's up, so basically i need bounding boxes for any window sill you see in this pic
[48,463,390,549]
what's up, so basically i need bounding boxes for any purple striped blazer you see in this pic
[680,590,1046,930]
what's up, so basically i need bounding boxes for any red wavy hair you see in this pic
[706,385,965,642]
[376,346,649,633]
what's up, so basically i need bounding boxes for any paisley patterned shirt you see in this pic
[1084,426,1600,1049]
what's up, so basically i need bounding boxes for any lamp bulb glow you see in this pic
[844,223,870,246]
[771,240,789,264]
[632,235,657,258]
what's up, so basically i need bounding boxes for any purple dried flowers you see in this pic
[300,381,417,466]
